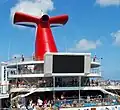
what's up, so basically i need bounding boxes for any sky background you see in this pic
[0,0,120,80]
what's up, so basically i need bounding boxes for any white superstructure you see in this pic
[0,52,120,109]
[0,52,119,109]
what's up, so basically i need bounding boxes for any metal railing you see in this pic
[6,56,34,64]
[10,97,120,109]
[9,81,120,89]
[90,68,101,75]
[0,85,9,94]
[54,97,120,108]
[6,56,101,63]
[6,56,45,64]
[10,81,53,88]
[8,68,101,76]
[8,69,44,75]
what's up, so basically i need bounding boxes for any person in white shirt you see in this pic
[37,97,43,107]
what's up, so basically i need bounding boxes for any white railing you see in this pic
[6,56,34,63]
[6,56,44,64]
[54,97,120,108]
[0,85,9,94]
[6,56,101,63]
[90,68,101,75]
[91,68,99,73]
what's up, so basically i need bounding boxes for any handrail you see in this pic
[90,68,101,74]
[6,56,34,63]
[11,97,120,108]
[6,56,44,64]
[6,56,101,63]
[54,97,120,108]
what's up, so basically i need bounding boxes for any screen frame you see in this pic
[44,52,91,76]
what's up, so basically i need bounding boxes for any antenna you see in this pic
[7,40,11,60]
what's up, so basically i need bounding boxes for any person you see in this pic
[37,97,43,107]
[26,99,33,110]
[44,99,47,107]
[33,104,37,110]
[115,106,117,110]
[61,94,64,100]
[17,79,20,87]
[93,55,96,62]
[21,54,24,62]
[32,53,35,60]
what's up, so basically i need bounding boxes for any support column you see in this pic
[16,61,18,75]
[79,76,81,103]
[0,96,1,109]
[10,93,13,109]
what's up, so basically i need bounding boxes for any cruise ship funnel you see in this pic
[13,12,68,60]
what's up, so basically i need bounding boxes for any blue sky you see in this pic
[0,0,120,79]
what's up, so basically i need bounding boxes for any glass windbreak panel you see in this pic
[33,64,44,74]
[53,55,84,73]
[9,64,44,75]
[10,77,53,88]
[89,78,99,86]
[55,76,79,87]
[81,77,90,87]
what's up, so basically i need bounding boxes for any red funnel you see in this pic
[14,12,68,60]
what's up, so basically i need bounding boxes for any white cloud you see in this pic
[10,0,54,20]
[69,39,102,51]
[111,30,120,46]
[96,0,120,6]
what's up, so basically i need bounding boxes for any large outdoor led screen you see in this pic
[52,55,84,73]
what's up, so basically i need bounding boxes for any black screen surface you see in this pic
[53,55,84,73]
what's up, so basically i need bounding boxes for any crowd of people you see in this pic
[99,80,120,86]
[11,94,120,110]
[12,97,54,110]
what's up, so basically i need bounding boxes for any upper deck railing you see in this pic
[90,68,101,74]
[8,67,101,77]
[6,56,35,63]
[6,56,101,64]
[6,56,44,65]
